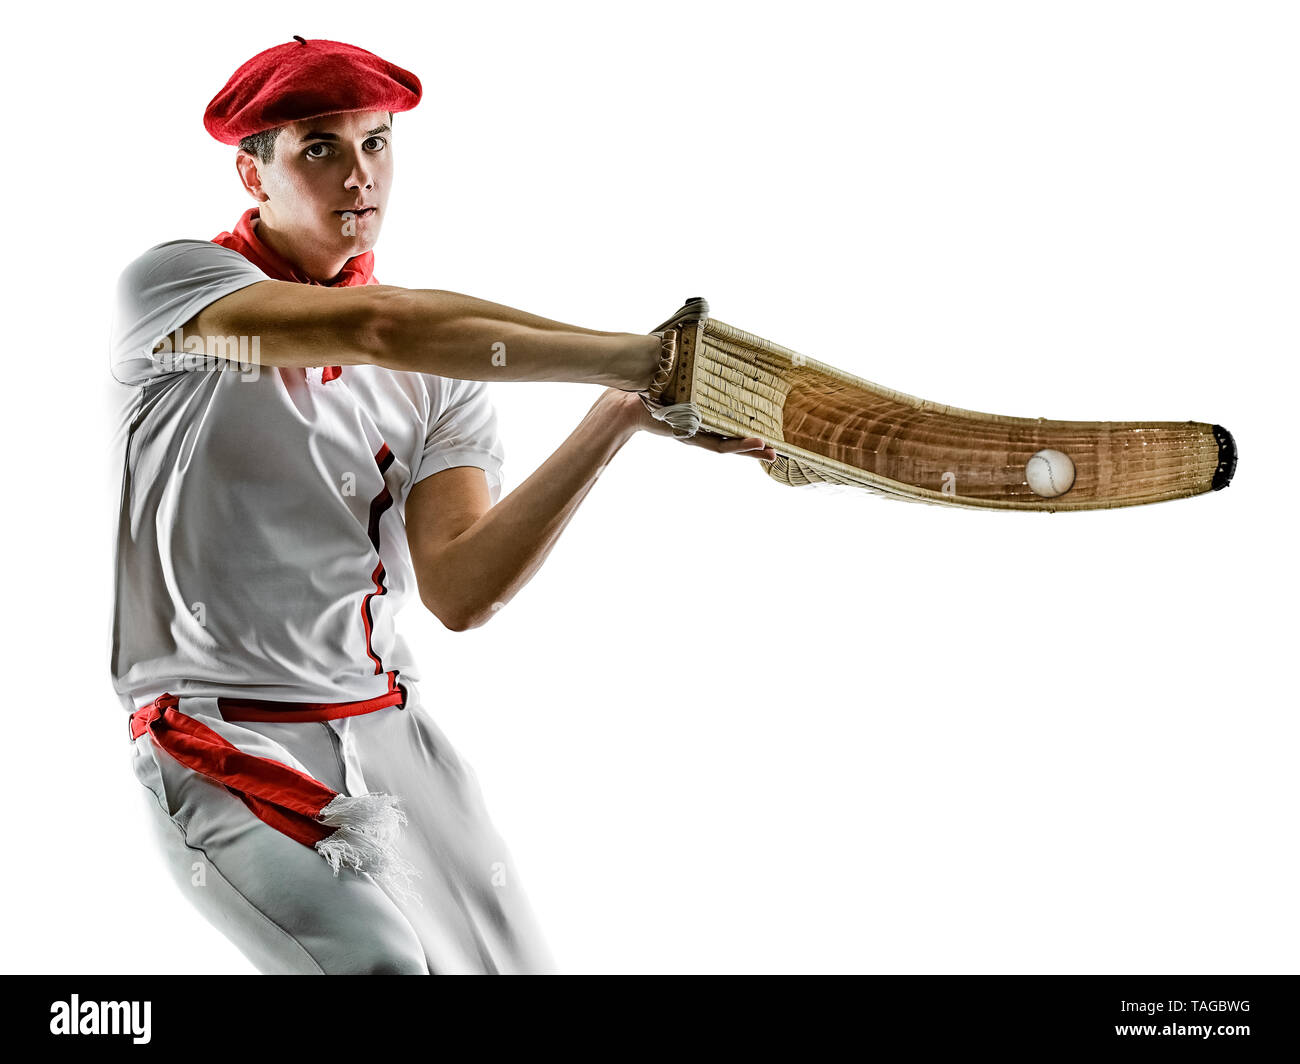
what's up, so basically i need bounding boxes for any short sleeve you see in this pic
[414,377,507,504]
[110,239,270,387]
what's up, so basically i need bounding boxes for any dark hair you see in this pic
[237,111,395,166]
[238,128,281,165]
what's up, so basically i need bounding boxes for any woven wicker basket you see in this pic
[645,298,1236,512]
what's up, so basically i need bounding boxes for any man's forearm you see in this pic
[371,286,661,390]
[427,391,643,629]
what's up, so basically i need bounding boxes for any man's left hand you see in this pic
[600,388,778,463]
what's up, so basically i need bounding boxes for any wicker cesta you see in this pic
[639,298,1236,513]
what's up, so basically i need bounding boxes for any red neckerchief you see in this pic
[211,207,378,382]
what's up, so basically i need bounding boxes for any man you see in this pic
[110,36,776,975]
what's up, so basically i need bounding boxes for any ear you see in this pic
[235,150,269,203]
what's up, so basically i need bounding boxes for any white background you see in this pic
[1,0,1295,973]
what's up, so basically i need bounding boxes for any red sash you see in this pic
[131,693,412,884]
[131,694,343,849]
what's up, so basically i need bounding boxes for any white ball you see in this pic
[1025,449,1076,498]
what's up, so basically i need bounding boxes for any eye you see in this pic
[304,143,333,159]
[363,136,388,152]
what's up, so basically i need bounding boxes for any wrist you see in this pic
[617,332,661,392]
[593,387,646,434]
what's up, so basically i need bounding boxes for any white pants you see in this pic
[129,685,556,974]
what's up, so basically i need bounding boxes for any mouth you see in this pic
[335,207,377,219]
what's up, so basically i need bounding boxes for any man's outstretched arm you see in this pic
[173,280,662,390]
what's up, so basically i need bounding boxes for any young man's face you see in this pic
[252,109,394,260]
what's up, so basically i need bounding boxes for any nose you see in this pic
[345,152,376,194]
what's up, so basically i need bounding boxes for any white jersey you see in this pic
[109,239,505,714]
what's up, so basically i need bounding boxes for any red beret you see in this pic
[204,36,422,145]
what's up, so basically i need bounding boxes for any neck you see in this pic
[253,211,349,283]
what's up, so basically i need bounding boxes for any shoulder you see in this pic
[422,372,493,403]
[116,239,265,293]
[110,239,270,387]
[420,373,499,422]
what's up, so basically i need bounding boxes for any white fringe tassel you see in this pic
[314,792,424,905]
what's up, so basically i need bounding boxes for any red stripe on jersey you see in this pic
[361,444,398,678]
